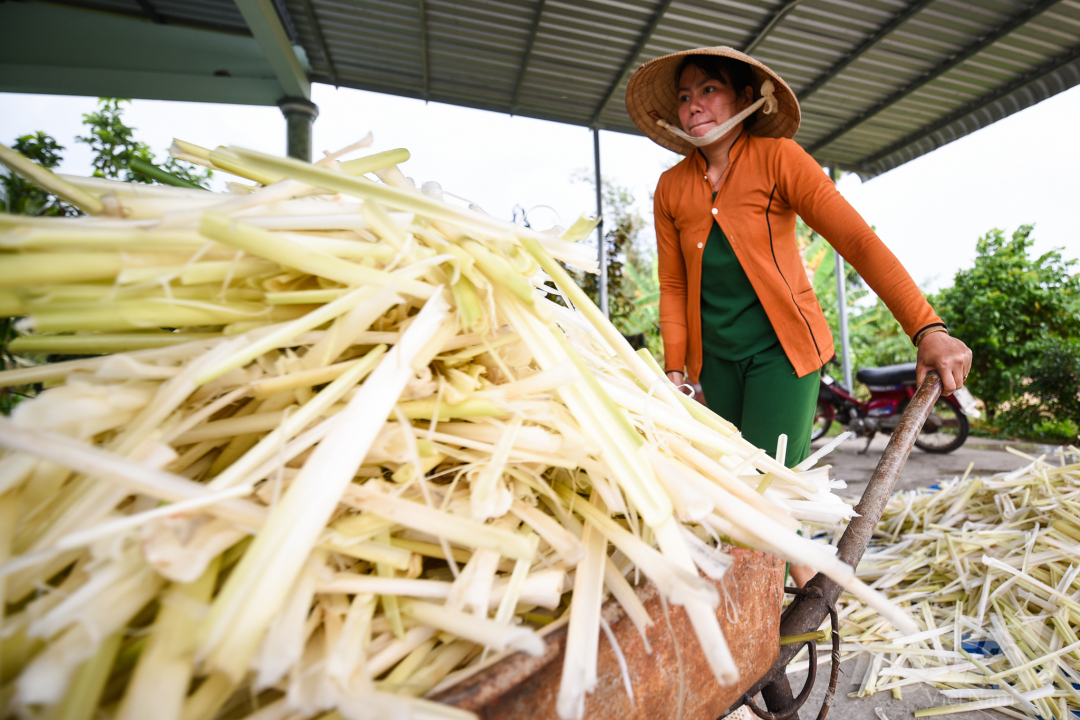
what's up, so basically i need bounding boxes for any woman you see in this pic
[625,47,971,472]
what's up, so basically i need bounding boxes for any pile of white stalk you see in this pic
[798,447,1080,719]
[0,136,907,720]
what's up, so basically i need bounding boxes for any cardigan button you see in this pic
[697,242,703,249]
[711,208,718,215]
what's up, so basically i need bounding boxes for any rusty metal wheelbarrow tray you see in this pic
[433,373,945,720]
[434,547,785,719]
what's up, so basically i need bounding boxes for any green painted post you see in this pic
[277,96,319,161]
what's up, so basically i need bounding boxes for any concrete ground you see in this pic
[783,652,1001,720]
[765,434,1070,720]
[812,433,1064,501]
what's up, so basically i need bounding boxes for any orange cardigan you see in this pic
[654,132,942,382]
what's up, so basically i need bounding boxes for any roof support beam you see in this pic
[856,42,1080,173]
[0,2,286,105]
[133,0,165,24]
[420,0,430,100]
[234,0,310,99]
[0,64,284,105]
[510,0,546,114]
[742,0,809,55]
[297,0,338,86]
[589,0,674,127]
[806,0,1064,155]
[797,0,934,102]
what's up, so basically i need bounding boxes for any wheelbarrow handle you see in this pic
[739,371,944,716]
[837,369,943,568]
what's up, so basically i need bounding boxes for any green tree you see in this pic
[933,225,1080,434]
[78,98,212,187]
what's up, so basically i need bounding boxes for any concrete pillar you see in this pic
[277,96,319,162]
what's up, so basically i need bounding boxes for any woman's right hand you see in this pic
[667,371,695,396]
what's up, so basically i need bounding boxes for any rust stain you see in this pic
[434,546,784,719]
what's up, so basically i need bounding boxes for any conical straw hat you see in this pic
[625,46,800,156]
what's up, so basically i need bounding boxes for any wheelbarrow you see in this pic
[433,372,946,720]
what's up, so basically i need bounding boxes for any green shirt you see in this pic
[700,199,779,360]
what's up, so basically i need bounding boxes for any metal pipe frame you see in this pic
[589,0,674,127]
[419,0,430,101]
[830,166,852,391]
[742,0,809,55]
[594,128,608,317]
[806,0,1066,156]
[796,0,935,103]
[297,0,339,87]
[510,0,546,115]
[855,41,1080,173]
[834,248,851,391]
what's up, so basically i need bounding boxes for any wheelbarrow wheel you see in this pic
[913,397,969,453]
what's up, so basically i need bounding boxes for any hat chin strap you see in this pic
[657,80,777,148]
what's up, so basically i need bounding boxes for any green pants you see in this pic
[698,342,820,467]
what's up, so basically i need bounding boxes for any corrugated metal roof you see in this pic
[39,0,1080,177]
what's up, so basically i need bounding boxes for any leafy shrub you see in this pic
[995,336,1080,442]
[934,226,1080,440]
[78,98,212,187]
[1025,336,1080,426]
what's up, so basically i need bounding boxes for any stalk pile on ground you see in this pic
[799,447,1080,719]
[0,135,904,720]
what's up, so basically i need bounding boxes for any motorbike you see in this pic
[812,360,977,454]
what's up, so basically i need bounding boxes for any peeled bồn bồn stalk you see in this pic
[0,135,909,720]
[795,449,1080,720]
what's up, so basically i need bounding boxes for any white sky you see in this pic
[2,82,1078,292]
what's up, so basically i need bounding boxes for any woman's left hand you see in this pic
[916,332,972,395]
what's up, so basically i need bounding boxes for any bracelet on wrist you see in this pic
[915,326,948,347]
[912,322,947,347]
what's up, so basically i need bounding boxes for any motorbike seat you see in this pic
[855,362,917,386]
